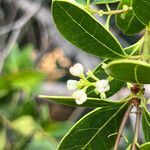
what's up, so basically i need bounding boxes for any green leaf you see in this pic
[124,38,143,56]
[126,144,132,150]
[48,122,73,138]
[0,129,6,150]
[39,95,125,107]
[75,0,120,5]
[25,139,57,150]
[103,59,150,84]
[58,102,128,149]
[116,0,144,35]
[3,45,33,74]
[12,116,41,136]
[87,60,124,98]
[140,142,150,150]
[0,70,45,92]
[52,0,126,58]
[142,107,150,142]
[132,0,150,26]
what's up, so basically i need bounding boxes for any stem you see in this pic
[105,15,111,30]
[132,106,141,150]
[141,29,150,62]
[114,104,133,150]
[105,4,111,30]
[90,7,132,16]
[86,0,90,8]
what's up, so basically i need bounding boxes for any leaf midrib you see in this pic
[56,1,124,57]
[81,102,128,149]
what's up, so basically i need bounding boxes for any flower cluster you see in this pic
[67,63,110,105]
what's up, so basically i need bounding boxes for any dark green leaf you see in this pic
[58,102,128,149]
[39,95,125,107]
[52,0,126,58]
[116,0,144,35]
[140,142,150,150]
[75,0,120,5]
[103,59,150,84]
[132,0,150,26]
[142,107,150,142]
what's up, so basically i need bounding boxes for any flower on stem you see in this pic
[67,80,79,90]
[70,63,84,77]
[95,79,110,93]
[72,90,87,105]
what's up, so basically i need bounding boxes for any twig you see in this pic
[90,7,132,16]
[132,106,141,150]
[0,29,21,73]
[114,104,133,150]
[0,0,42,73]
[0,0,41,35]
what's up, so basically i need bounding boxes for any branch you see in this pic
[0,29,21,73]
[0,0,41,35]
[132,106,141,150]
[114,104,133,150]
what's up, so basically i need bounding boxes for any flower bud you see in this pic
[72,90,87,105]
[95,79,110,93]
[67,80,78,90]
[70,63,84,76]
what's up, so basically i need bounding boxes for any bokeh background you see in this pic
[0,0,147,149]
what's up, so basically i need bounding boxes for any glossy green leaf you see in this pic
[142,107,150,142]
[132,0,150,26]
[116,0,144,35]
[103,59,150,84]
[39,95,124,107]
[58,102,128,149]
[75,0,120,5]
[140,142,150,150]
[87,60,124,98]
[52,0,126,58]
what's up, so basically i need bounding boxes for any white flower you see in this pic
[70,63,84,76]
[95,79,110,93]
[67,80,78,90]
[72,90,87,105]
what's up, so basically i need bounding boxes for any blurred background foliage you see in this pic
[0,45,73,149]
[0,0,144,149]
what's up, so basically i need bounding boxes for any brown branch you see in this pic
[114,104,133,150]
[132,106,141,150]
